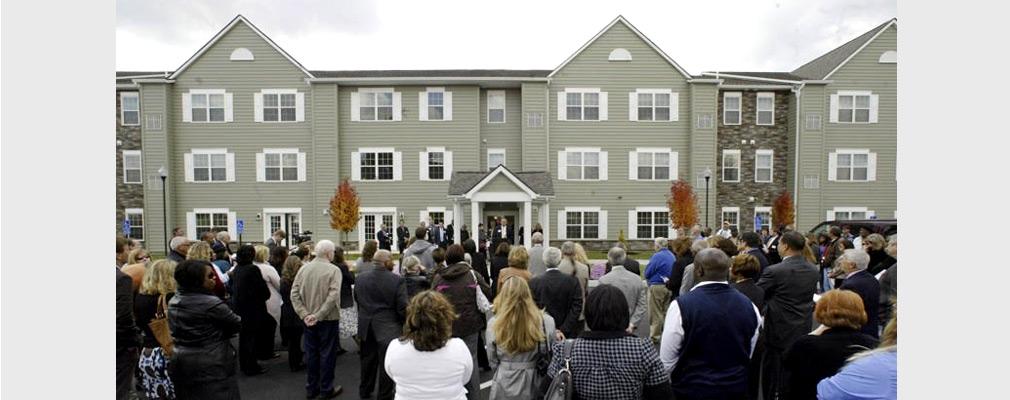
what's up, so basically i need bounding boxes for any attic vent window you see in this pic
[230,48,254,61]
[878,50,897,64]
[608,48,632,61]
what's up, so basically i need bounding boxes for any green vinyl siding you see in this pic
[690,83,719,229]
[140,83,173,252]
[480,88,523,171]
[521,82,549,171]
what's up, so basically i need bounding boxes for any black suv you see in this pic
[809,219,897,238]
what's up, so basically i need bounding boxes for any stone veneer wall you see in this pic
[715,89,791,233]
[116,89,145,239]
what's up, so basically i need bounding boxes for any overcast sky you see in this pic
[116,0,897,74]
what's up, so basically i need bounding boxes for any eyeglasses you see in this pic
[140,255,152,260]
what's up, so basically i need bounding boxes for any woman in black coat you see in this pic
[230,245,271,376]
[729,253,765,400]
[489,242,510,299]
[169,259,242,399]
[279,255,306,371]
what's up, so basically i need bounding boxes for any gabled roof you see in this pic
[548,15,692,80]
[448,165,554,198]
[168,15,313,80]
[311,70,552,78]
[792,18,897,80]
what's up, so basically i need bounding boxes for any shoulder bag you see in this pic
[470,270,493,314]
[543,339,575,400]
[148,293,175,356]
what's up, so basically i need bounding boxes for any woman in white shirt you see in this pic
[385,290,473,400]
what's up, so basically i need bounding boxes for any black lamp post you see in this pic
[704,166,712,231]
[159,165,169,255]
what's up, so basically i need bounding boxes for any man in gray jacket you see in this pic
[598,246,649,337]
[403,226,438,272]
[291,240,344,399]
[527,232,547,277]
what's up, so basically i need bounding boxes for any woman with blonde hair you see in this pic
[496,246,532,293]
[486,276,556,400]
[134,260,178,399]
[817,305,897,399]
[253,244,282,360]
[186,241,226,298]
[122,247,153,292]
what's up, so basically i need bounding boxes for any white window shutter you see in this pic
[392,92,402,121]
[670,151,679,180]
[867,153,877,181]
[226,153,236,182]
[256,153,265,182]
[444,151,453,180]
[827,153,838,181]
[419,151,429,181]
[829,94,839,123]
[351,151,361,181]
[628,92,638,122]
[827,210,834,221]
[557,92,566,121]
[628,210,638,240]
[186,212,196,239]
[418,92,429,121]
[184,153,194,182]
[393,151,403,181]
[629,151,638,180]
[296,92,305,122]
[224,93,234,122]
[557,151,567,180]
[599,92,608,121]
[297,152,307,181]
[444,92,453,121]
[182,94,192,123]
[599,151,608,180]
[557,211,567,240]
[254,93,264,122]
[350,93,360,122]
[228,212,237,236]
[670,92,679,121]
[869,94,879,123]
[598,210,608,239]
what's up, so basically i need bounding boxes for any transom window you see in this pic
[191,92,225,122]
[638,92,670,121]
[756,93,774,125]
[566,92,600,121]
[121,92,140,126]
[265,152,298,181]
[637,211,669,239]
[428,151,445,180]
[837,153,869,181]
[195,212,229,238]
[722,150,741,182]
[428,91,445,120]
[125,209,144,241]
[361,91,394,121]
[194,152,227,182]
[566,151,600,180]
[838,94,871,123]
[723,92,741,125]
[488,91,505,123]
[361,151,394,180]
[566,211,599,239]
[637,151,670,180]
[123,151,142,184]
[264,93,296,122]
[755,150,773,182]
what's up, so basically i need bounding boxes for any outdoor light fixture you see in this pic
[158,165,169,255]
[704,166,712,230]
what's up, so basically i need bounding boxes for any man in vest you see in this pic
[660,248,762,400]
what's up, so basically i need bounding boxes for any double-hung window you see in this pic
[721,207,740,232]
[354,89,398,121]
[352,148,401,181]
[754,207,772,232]
[257,148,305,182]
[630,89,677,121]
[420,147,453,181]
[830,207,874,221]
[184,89,231,123]
[122,150,142,184]
[559,88,606,121]
[185,149,234,183]
[488,149,506,170]
[559,148,606,181]
[722,150,741,182]
[723,92,741,125]
[566,210,600,239]
[631,148,675,180]
[755,150,773,183]
[255,89,304,122]
[829,149,876,182]
[756,92,774,125]
[419,87,452,121]
[488,91,505,123]
[831,91,878,123]
[188,208,234,240]
[634,208,669,239]
[124,208,144,241]
[120,92,140,126]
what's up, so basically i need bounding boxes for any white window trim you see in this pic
[828,149,875,182]
[630,89,677,122]
[487,148,506,170]
[754,206,772,232]
[124,208,144,241]
[358,207,398,252]
[722,150,741,183]
[185,148,234,183]
[721,207,740,231]
[256,89,303,123]
[262,208,303,243]
[421,206,452,226]
[629,206,671,240]
[829,206,875,221]
[558,206,607,240]
[559,147,607,181]
[353,88,400,122]
[186,208,236,240]
[558,88,607,122]
[120,92,140,126]
[630,147,676,181]
[420,147,452,181]
[755,149,774,183]
[723,92,742,125]
[756,92,775,126]
[122,150,142,184]
[830,90,877,124]
[257,148,305,183]
[487,90,506,123]
[353,147,401,181]
[419,87,452,121]
[184,89,232,123]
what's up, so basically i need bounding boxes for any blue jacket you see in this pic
[645,249,675,285]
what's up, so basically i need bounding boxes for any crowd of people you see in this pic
[115,219,897,400]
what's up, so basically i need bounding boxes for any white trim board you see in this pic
[169,15,313,80]
[548,16,692,80]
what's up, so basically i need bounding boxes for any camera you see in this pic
[292,231,313,245]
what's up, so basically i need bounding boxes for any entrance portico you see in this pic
[447,165,554,249]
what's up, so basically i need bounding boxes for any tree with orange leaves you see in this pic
[330,179,361,243]
[772,190,795,230]
[668,180,698,230]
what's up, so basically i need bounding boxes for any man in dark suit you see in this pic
[764,225,785,265]
[837,249,881,337]
[757,231,819,400]
[740,232,770,280]
[376,223,392,251]
[116,236,140,400]
[446,222,454,245]
[231,244,272,376]
[355,250,408,400]
[431,221,448,249]
[820,226,844,291]
[491,217,514,250]
[396,219,410,255]
[529,247,584,340]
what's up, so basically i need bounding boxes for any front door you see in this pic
[361,213,395,251]
[264,211,302,247]
[486,212,518,249]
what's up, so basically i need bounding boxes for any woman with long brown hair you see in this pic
[486,276,556,400]
[279,255,306,371]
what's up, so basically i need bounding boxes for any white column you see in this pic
[453,200,463,245]
[523,200,532,250]
[471,200,480,246]
[542,202,550,247]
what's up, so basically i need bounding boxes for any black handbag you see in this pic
[534,317,551,377]
[543,339,575,400]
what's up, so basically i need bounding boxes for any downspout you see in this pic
[791,82,805,229]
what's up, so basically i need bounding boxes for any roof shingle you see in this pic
[791,19,895,80]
